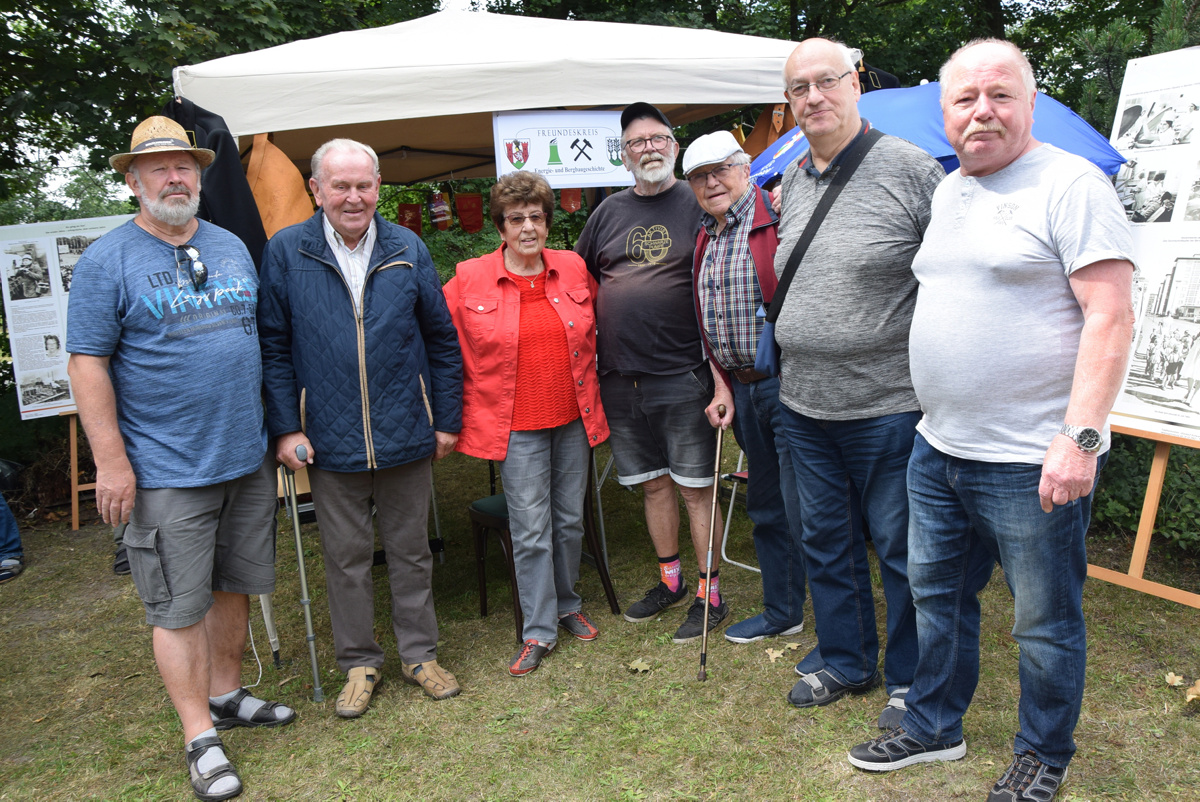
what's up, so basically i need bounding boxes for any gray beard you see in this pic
[142,191,200,227]
[631,153,675,184]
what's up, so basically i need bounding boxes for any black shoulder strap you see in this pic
[765,127,884,324]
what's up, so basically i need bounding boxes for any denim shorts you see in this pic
[124,454,277,629]
[599,369,716,488]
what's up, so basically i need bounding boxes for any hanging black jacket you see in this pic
[160,97,269,271]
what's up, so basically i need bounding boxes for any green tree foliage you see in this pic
[1071,20,1145,135]
[1,1,438,194]
[1093,434,1200,551]
[1151,0,1200,53]
[1030,0,1199,130]
[0,161,133,227]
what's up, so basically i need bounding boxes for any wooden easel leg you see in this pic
[1129,442,1171,580]
[70,414,80,531]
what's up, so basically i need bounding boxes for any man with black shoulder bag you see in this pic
[772,38,945,727]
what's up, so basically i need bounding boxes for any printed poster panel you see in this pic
[492,110,634,189]
[1,215,132,419]
[1108,47,1200,442]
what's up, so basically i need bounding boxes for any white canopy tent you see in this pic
[172,10,799,184]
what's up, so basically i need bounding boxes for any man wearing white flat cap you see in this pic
[682,131,808,647]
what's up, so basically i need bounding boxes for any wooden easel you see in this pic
[1087,423,1200,608]
[62,411,95,531]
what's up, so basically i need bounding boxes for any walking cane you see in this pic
[698,404,726,682]
[284,444,324,702]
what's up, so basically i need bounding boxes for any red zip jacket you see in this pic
[444,246,609,460]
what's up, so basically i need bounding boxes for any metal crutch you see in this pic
[284,444,324,702]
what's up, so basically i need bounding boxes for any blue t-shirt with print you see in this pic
[66,219,267,489]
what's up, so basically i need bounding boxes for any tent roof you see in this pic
[173,10,799,184]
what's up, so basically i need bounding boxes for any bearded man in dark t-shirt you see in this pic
[575,103,727,644]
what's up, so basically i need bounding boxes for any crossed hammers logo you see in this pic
[570,138,593,161]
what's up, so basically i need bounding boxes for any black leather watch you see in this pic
[1059,424,1103,453]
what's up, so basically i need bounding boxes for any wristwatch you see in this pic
[1059,424,1103,453]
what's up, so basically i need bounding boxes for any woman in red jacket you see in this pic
[445,171,609,676]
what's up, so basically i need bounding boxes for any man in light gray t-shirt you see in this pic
[774,37,944,724]
[847,40,1134,802]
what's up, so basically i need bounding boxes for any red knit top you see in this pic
[507,270,580,431]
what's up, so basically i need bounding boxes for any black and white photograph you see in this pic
[4,244,51,301]
[1182,159,1200,222]
[17,368,71,407]
[1114,89,1200,150]
[1112,230,1200,438]
[56,233,101,294]
[1114,156,1179,223]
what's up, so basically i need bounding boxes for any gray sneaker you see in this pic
[0,557,23,584]
[623,581,690,623]
[847,726,966,771]
[671,597,729,643]
[987,752,1067,802]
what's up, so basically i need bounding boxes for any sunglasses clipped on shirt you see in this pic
[175,245,207,292]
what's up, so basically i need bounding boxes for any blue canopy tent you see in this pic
[751,81,1126,186]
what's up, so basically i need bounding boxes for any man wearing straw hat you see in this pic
[67,116,292,802]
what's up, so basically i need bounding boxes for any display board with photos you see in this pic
[1108,47,1200,444]
[1,215,132,420]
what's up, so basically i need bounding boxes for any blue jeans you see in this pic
[499,418,590,645]
[729,376,805,628]
[778,406,919,692]
[0,492,23,561]
[902,433,1100,768]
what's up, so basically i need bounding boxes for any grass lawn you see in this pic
[2,443,1199,801]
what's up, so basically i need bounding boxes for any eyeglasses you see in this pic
[175,245,207,292]
[623,134,675,153]
[504,212,547,227]
[687,163,741,187]
[786,71,852,99]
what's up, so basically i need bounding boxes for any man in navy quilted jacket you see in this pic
[258,138,463,717]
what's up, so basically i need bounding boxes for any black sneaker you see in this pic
[623,581,690,623]
[671,597,729,643]
[988,752,1067,802]
[847,726,966,771]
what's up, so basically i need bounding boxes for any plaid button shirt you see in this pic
[697,187,763,371]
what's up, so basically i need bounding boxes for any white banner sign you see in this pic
[2,214,132,420]
[492,110,634,189]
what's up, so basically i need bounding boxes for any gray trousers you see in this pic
[308,459,438,672]
[498,418,590,644]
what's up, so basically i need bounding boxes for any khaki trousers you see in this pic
[307,459,438,671]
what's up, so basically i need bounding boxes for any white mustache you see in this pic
[963,121,1005,138]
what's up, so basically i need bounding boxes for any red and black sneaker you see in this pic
[557,611,599,641]
[508,639,554,677]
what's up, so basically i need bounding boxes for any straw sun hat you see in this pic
[109,116,216,174]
